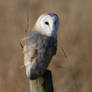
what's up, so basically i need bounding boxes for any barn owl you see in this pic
[22,13,59,80]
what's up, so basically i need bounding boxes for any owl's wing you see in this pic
[24,30,57,79]
[36,37,57,69]
[23,31,38,66]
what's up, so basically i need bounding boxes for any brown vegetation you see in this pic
[0,0,92,92]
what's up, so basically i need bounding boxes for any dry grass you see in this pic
[0,0,92,92]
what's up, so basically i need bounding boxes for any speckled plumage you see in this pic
[22,13,59,80]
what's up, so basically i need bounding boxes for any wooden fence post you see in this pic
[29,70,54,92]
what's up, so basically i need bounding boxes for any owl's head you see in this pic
[34,13,59,37]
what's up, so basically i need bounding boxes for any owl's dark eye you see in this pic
[45,21,49,25]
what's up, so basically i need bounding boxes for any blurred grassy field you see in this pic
[0,0,92,92]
